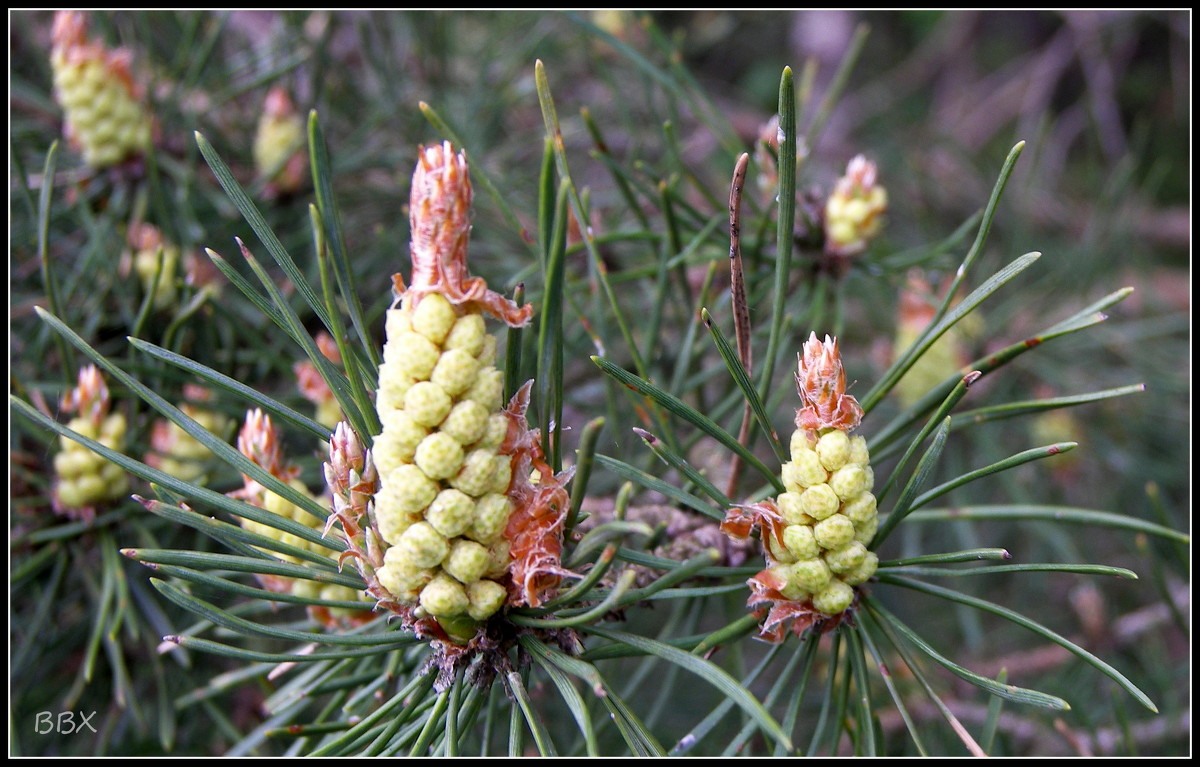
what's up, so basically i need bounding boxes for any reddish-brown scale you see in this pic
[498,383,573,608]
[794,333,863,435]
[404,141,533,327]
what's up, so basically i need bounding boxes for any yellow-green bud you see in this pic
[443,313,487,357]
[789,429,814,459]
[57,476,97,507]
[425,489,475,538]
[293,579,322,600]
[377,507,417,546]
[55,449,97,478]
[102,413,126,438]
[787,558,832,592]
[466,579,507,621]
[387,331,441,381]
[133,242,179,310]
[815,430,851,471]
[66,416,99,440]
[404,381,453,427]
[463,369,504,412]
[824,541,868,573]
[443,539,490,584]
[414,432,465,480]
[841,551,879,586]
[380,546,435,597]
[812,580,855,614]
[770,565,809,601]
[419,573,469,617]
[485,541,511,578]
[852,515,878,545]
[765,533,797,564]
[475,335,498,367]
[782,451,828,491]
[377,464,439,517]
[487,454,513,494]
[386,307,412,338]
[374,413,429,471]
[777,492,813,526]
[828,465,868,501]
[467,493,512,544]
[380,405,429,437]
[813,514,855,550]
[451,449,498,497]
[800,483,840,520]
[783,524,819,560]
[440,400,489,444]
[395,521,450,569]
[842,492,877,525]
[430,348,479,397]
[411,294,457,344]
[376,362,414,410]
[99,462,124,484]
[849,435,870,465]
[473,414,509,452]
[55,411,129,510]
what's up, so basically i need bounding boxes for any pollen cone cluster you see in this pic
[824,155,886,259]
[723,334,879,642]
[893,269,977,409]
[53,365,129,520]
[146,385,230,484]
[254,85,307,197]
[232,409,372,628]
[50,10,152,168]
[124,223,178,310]
[371,142,566,643]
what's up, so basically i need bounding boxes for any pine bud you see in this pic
[368,142,570,644]
[53,366,129,520]
[723,335,880,641]
[824,155,886,259]
[50,11,152,168]
[892,269,976,408]
[254,85,307,197]
[123,223,178,310]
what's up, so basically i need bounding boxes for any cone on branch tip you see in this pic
[52,365,129,521]
[824,154,887,260]
[49,10,152,169]
[369,141,570,647]
[722,333,879,642]
[254,85,307,197]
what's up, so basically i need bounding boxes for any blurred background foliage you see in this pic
[10,10,1189,756]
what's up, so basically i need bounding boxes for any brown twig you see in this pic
[724,152,753,500]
